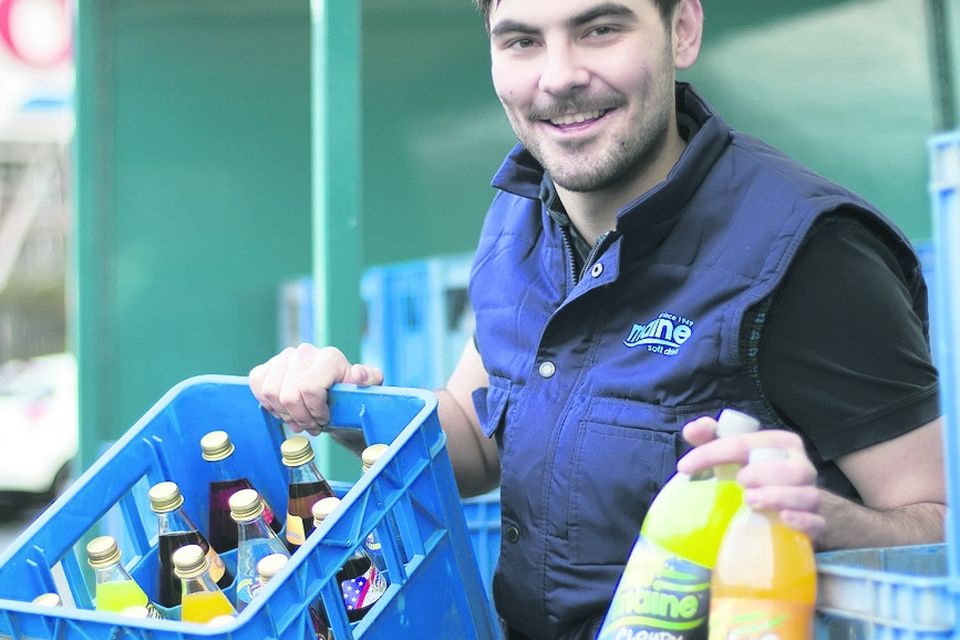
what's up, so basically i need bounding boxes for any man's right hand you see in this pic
[248,343,383,436]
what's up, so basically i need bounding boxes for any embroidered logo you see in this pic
[624,312,694,356]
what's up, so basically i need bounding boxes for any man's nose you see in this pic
[538,44,589,96]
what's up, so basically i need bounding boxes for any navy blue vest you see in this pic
[469,84,924,639]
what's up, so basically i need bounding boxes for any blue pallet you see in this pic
[0,376,500,639]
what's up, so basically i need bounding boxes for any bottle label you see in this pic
[708,598,814,640]
[207,547,227,583]
[286,515,306,546]
[144,601,164,620]
[236,578,254,606]
[340,564,387,612]
[364,532,387,572]
[598,536,711,640]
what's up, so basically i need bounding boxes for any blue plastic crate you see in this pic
[461,490,500,597]
[0,376,500,639]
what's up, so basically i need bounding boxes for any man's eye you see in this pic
[587,25,617,37]
[508,37,536,49]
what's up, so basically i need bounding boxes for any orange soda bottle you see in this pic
[708,447,816,639]
[174,544,237,623]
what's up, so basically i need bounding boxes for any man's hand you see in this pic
[677,416,825,542]
[249,343,383,435]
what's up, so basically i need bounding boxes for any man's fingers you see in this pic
[743,484,821,514]
[257,348,293,415]
[780,509,827,542]
[738,454,817,489]
[681,416,719,447]
[678,428,805,475]
[344,363,384,386]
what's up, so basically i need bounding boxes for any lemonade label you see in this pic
[598,537,711,640]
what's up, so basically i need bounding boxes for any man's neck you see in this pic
[555,122,687,245]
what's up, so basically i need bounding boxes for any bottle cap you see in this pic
[281,435,315,467]
[748,446,788,464]
[200,430,235,462]
[86,536,121,568]
[172,544,208,579]
[120,605,151,618]
[229,488,265,522]
[31,593,61,607]
[361,443,389,472]
[256,553,289,582]
[208,614,236,627]
[311,496,341,526]
[715,409,761,438]
[148,481,184,513]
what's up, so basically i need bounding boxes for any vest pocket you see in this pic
[566,400,679,567]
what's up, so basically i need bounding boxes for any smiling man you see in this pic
[250,1,944,638]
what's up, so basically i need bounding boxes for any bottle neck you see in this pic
[94,562,135,584]
[180,571,220,596]
[237,516,275,541]
[288,460,326,485]
[156,508,199,536]
[207,455,239,483]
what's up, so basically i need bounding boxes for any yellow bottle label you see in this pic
[708,598,814,640]
[286,514,305,546]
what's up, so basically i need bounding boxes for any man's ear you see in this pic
[673,0,703,70]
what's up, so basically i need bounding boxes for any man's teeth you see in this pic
[549,109,605,126]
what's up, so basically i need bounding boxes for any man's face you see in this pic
[488,0,678,193]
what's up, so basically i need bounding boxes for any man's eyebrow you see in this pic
[490,3,639,39]
[569,3,639,28]
[490,19,538,39]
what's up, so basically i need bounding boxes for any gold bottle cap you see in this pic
[361,443,389,472]
[256,553,289,582]
[311,496,341,526]
[200,430,235,462]
[120,605,150,618]
[86,536,122,568]
[172,544,208,579]
[229,488,264,522]
[31,593,61,607]
[148,481,184,513]
[208,614,236,627]
[280,435,314,467]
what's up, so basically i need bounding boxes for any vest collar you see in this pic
[490,83,731,244]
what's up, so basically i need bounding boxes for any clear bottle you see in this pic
[709,448,817,640]
[597,409,761,640]
[31,593,61,607]
[174,544,237,623]
[86,535,162,618]
[312,496,388,622]
[230,487,290,611]
[255,553,334,640]
[149,481,233,607]
[201,429,283,552]
[282,436,336,550]
[360,444,407,573]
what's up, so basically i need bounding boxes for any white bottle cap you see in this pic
[715,409,761,438]
[748,446,788,464]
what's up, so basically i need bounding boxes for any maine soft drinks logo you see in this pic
[623,312,694,356]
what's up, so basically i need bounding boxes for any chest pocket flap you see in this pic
[472,376,510,438]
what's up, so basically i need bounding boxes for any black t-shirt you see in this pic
[754,213,939,496]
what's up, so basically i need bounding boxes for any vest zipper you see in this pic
[560,227,578,289]
[579,230,617,282]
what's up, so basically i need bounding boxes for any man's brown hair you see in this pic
[472,0,682,29]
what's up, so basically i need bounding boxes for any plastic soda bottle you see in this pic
[708,448,817,639]
[230,488,290,610]
[313,496,388,621]
[86,536,163,618]
[149,481,233,607]
[360,443,409,572]
[174,544,237,623]
[255,553,334,640]
[282,435,336,550]
[597,409,761,640]
[201,429,282,552]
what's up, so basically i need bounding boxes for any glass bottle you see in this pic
[255,553,333,640]
[31,593,61,607]
[230,488,290,611]
[281,435,336,550]
[86,535,162,618]
[312,497,387,622]
[360,443,407,572]
[201,429,282,552]
[173,544,237,623]
[149,480,233,607]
